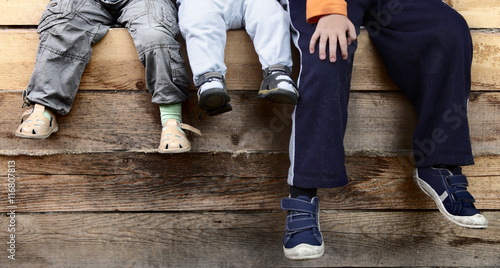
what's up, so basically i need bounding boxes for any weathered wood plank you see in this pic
[0,154,497,212]
[2,0,499,29]
[1,29,499,92]
[1,91,499,155]
[450,0,500,28]
[0,29,147,91]
[471,31,500,91]
[0,0,46,26]
[0,211,498,267]
[2,153,500,180]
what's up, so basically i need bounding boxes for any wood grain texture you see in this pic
[1,91,499,155]
[2,0,499,28]
[449,0,500,28]
[0,0,46,25]
[1,29,499,92]
[0,154,497,212]
[0,211,498,267]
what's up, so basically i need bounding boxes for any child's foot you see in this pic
[414,166,488,228]
[281,196,324,260]
[258,64,298,105]
[197,72,232,116]
[158,119,201,153]
[15,104,58,139]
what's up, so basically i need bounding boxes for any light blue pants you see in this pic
[176,0,293,85]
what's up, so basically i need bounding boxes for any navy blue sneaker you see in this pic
[414,166,488,228]
[281,196,324,260]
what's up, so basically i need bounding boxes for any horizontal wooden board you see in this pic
[1,29,499,92]
[449,0,500,28]
[0,154,497,212]
[0,0,46,25]
[0,211,498,267]
[2,0,499,29]
[1,91,499,155]
[2,153,499,180]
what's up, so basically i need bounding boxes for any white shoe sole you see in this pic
[413,169,488,229]
[283,243,324,260]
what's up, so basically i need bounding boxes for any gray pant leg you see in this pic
[118,0,190,105]
[26,0,112,115]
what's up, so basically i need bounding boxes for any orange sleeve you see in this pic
[306,0,348,23]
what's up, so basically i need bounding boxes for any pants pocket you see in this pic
[37,0,77,33]
[168,44,190,89]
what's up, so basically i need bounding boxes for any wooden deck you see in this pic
[0,1,499,267]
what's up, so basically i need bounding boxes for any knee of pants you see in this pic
[132,28,179,51]
[37,23,94,62]
[244,0,289,25]
[178,1,226,35]
[432,11,471,46]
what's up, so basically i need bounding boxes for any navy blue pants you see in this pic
[286,0,474,188]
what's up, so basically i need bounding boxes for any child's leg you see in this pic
[280,0,369,260]
[286,0,365,189]
[24,0,112,115]
[366,0,474,168]
[176,0,234,116]
[242,0,300,104]
[119,0,190,105]
[177,0,229,82]
[243,0,293,70]
[118,0,199,153]
[367,0,486,228]
[17,0,113,139]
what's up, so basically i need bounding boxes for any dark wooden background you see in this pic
[0,0,499,267]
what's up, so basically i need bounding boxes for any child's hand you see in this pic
[309,14,356,62]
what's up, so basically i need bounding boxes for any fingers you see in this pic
[309,31,319,55]
[310,29,335,61]
[339,21,357,60]
[336,32,350,61]
[309,14,357,62]
[318,33,331,61]
[347,21,357,45]
[328,33,338,62]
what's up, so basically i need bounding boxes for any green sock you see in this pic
[159,103,182,125]
[43,111,51,120]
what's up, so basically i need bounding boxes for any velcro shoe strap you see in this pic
[281,198,318,214]
[286,218,318,232]
[180,123,202,136]
[452,190,475,202]
[195,72,225,87]
[263,64,292,77]
[446,174,468,187]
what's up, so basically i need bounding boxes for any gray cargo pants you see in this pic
[25,0,190,115]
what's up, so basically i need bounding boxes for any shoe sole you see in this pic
[198,88,230,111]
[283,243,324,260]
[157,146,191,154]
[257,88,298,105]
[15,125,59,139]
[413,169,488,229]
